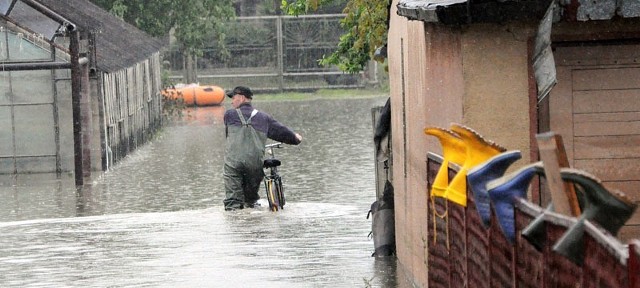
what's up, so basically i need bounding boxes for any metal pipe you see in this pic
[276,16,284,92]
[0,57,87,71]
[19,0,76,32]
[70,30,84,186]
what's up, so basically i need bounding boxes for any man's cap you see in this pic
[226,86,253,99]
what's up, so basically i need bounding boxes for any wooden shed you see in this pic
[387,0,640,285]
[1,0,165,184]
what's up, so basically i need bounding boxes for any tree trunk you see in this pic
[183,49,197,83]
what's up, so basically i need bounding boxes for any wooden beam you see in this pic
[536,132,581,216]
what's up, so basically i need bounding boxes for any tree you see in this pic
[90,0,235,83]
[282,0,389,73]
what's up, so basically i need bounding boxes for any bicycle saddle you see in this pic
[263,159,281,168]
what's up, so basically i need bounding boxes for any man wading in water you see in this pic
[222,86,303,211]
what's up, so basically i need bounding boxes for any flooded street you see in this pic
[0,96,404,287]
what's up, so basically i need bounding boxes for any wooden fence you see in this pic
[426,153,640,288]
[164,15,375,92]
[101,52,163,168]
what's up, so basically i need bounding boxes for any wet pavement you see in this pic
[0,96,408,287]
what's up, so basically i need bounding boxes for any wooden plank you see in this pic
[554,45,640,66]
[617,224,640,242]
[574,135,640,159]
[627,211,640,225]
[536,132,581,216]
[575,158,640,181]
[549,66,575,166]
[573,90,640,113]
[574,120,640,137]
[603,181,640,202]
[574,116,640,136]
[574,111,640,123]
[573,67,640,91]
[619,227,640,243]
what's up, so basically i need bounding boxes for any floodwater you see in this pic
[0,96,410,287]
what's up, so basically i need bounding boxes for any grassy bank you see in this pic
[254,87,389,101]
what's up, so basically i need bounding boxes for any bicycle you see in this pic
[263,142,286,211]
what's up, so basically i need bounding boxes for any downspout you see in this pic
[0,58,87,71]
[69,30,91,186]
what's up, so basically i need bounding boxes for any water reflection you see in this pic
[0,96,410,287]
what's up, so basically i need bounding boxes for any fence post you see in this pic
[276,15,284,92]
[535,132,580,216]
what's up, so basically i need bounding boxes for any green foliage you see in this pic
[160,88,186,120]
[282,0,389,73]
[89,0,235,68]
[90,0,237,110]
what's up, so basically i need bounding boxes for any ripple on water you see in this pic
[0,97,396,287]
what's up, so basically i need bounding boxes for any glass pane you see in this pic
[54,78,73,172]
[16,156,56,173]
[9,1,59,40]
[0,72,10,105]
[0,105,13,156]
[13,104,55,156]
[7,30,53,61]
[0,158,15,174]
[11,70,54,104]
[0,0,12,15]
[0,26,7,61]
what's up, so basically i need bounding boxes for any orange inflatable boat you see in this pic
[162,84,225,106]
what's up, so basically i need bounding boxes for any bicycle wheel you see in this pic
[265,178,280,212]
[275,176,285,209]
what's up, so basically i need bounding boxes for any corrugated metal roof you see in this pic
[396,0,467,22]
[576,0,640,20]
[397,0,640,24]
[35,0,166,72]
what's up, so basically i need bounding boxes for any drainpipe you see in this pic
[0,58,87,71]
[69,30,91,186]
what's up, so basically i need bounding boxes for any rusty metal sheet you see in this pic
[534,1,557,102]
[619,0,640,17]
[396,0,467,22]
[576,0,617,20]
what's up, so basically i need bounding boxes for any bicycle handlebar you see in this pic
[265,142,283,149]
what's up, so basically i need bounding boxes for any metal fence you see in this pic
[164,14,376,92]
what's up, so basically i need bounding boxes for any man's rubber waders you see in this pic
[223,109,268,209]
